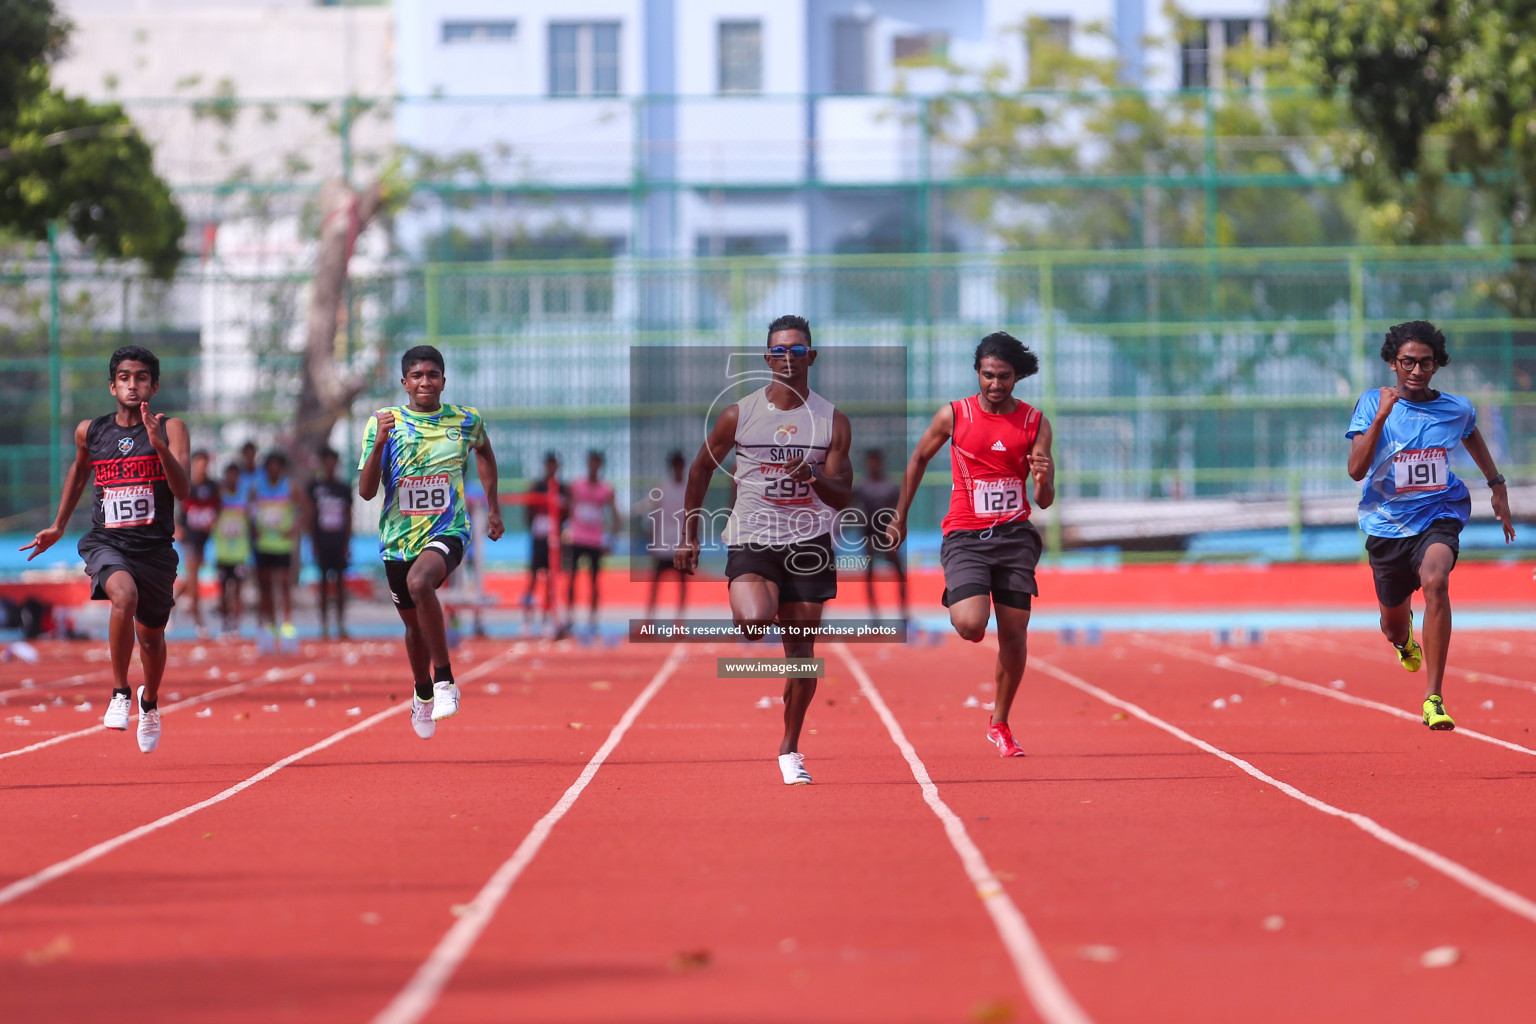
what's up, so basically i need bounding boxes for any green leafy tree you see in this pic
[1282,0,1536,312]
[925,16,1362,497]
[0,0,185,278]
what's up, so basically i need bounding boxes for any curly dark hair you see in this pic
[767,314,812,346]
[1381,321,1449,367]
[974,332,1040,378]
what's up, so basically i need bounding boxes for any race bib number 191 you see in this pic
[1393,448,1448,493]
[104,485,155,528]
[972,478,1024,516]
[400,474,452,516]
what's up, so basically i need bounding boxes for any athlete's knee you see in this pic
[406,572,439,602]
[1420,570,1450,596]
[953,618,988,643]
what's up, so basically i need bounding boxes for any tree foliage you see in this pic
[1281,0,1536,260]
[0,0,185,277]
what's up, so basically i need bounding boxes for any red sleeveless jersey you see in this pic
[941,394,1042,534]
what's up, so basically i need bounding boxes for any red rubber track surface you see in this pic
[2,630,1535,1023]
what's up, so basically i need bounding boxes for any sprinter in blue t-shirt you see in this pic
[1347,320,1516,730]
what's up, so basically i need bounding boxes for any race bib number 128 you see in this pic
[103,485,155,528]
[1393,448,1448,493]
[400,474,452,516]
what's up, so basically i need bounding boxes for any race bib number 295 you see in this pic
[1393,448,1448,493]
[400,474,452,516]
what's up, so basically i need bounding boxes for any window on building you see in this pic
[831,18,869,93]
[1179,21,1209,89]
[442,21,517,44]
[1224,18,1255,87]
[893,31,948,65]
[718,20,763,94]
[1026,17,1072,86]
[695,233,789,257]
[549,22,621,97]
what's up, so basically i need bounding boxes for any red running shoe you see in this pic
[987,722,1025,757]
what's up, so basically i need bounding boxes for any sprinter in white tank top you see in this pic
[676,316,853,785]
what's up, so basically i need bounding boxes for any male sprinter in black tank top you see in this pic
[22,346,191,753]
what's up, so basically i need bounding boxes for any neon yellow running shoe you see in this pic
[1394,615,1423,672]
[1422,695,1455,731]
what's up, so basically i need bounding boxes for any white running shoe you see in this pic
[410,695,437,739]
[136,686,161,754]
[778,752,812,785]
[103,691,132,731]
[430,680,460,722]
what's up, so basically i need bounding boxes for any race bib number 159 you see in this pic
[104,485,155,528]
[400,474,452,516]
[1393,448,1448,493]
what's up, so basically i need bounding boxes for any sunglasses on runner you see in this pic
[1395,356,1438,373]
[768,344,810,358]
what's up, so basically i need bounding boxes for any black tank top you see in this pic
[87,413,176,552]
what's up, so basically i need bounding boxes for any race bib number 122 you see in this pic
[1393,448,1448,493]
[972,478,1024,516]
[400,474,452,516]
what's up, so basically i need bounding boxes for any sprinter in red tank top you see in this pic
[887,332,1055,758]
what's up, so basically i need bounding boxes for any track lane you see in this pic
[857,635,1536,1024]
[0,641,674,1024]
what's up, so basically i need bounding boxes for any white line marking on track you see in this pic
[835,644,1095,1024]
[0,659,329,761]
[1032,655,1536,927]
[0,668,113,700]
[370,646,686,1024]
[0,648,522,906]
[1132,635,1536,759]
[1274,632,1536,694]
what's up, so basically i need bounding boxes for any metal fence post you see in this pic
[48,220,62,504]
[1349,252,1366,391]
[1039,256,1063,557]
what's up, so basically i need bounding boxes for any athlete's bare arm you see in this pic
[786,409,853,509]
[886,403,956,548]
[1461,427,1515,542]
[1348,387,1399,481]
[675,404,739,575]
[144,403,191,500]
[473,435,505,541]
[357,410,394,501]
[20,419,93,560]
[1029,415,1055,510]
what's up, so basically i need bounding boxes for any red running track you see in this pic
[2,630,1535,1023]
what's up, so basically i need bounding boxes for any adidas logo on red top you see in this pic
[991,440,1007,451]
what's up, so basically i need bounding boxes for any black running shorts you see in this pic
[384,534,466,610]
[78,532,179,630]
[940,520,1042,611]
[725,533,837,605]
[1365,517,1463,609]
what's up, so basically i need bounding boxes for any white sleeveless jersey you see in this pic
[725,387,836,546]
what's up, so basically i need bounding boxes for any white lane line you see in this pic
[371,646,686,1024]
[1132,635,1536,759]
[0,659,329,761]
[0,668,113,701]
[1032,656,1536,927]
[1274,632,1536,695]
[835,645,1094,1024]
[0,648,522,906]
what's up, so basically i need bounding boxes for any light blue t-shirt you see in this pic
[1346,389,1476,538]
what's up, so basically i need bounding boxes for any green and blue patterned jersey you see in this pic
[359,403,486,561]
